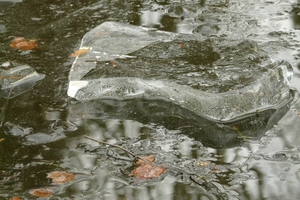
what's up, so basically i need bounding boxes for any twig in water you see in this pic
[84,135,153,165]
[84,135,227,198]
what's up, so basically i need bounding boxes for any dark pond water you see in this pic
[1,0,300,199]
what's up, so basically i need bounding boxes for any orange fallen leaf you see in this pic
[47,171,76,184]
[136,155,155,165]
[70,47,90,57]
[132,164,166,179]
[10,37,38,50]
[9,196,21,200]
[133,155,166,179]
[29,188,52,197]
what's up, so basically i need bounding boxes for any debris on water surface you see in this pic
[10,37,38,50]
[292,109,300,117]
[9,196,21,200]
[136,155,155,165]
[84,135,167,179]
[29,188,52,197]
[197,160,210,167]
[47,171,76,184]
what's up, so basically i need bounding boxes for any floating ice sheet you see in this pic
[68,22,294,121]
[0,63,45,99]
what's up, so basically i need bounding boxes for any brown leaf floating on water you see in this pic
[10,37,38,50]
[70,47,90,57]
[47,171,76,184]
[29,188,52,197]
[133,155,166,179]
[132,164,167,179]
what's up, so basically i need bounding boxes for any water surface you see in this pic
[1,0,300,199]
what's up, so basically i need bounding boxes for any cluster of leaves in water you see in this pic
[84,135,168,180]
[81,135,244,199]
[6,171,76,198]
[9,36,92,58]
[30,171,76,198]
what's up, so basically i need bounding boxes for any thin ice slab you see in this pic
[0,63,45,99]
[68,22,294,121]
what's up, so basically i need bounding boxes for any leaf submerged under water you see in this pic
[132,164,167,179]
[29,188,52,197]
[9,196,21,200]
[83,136,167,180]
[10,37,38,50]
[132,155,167,179]
[47,171,76,184]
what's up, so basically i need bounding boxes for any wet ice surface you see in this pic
[1,0,300,199]
[0,62,45,99]
[68,22,294,121]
